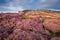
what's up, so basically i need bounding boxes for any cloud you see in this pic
[32,0,60,10]
[12,0,60,10]
[0,0,60,12]
[7,7,24,11]
[12,0,35,5]
[0,6,24,11]
[0,0,35,11]
[0,0,25,11]
[39,0,59,7]
[40,0,47,3]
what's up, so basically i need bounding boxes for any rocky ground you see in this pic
[0,10,60,40]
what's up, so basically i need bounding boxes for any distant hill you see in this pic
[18,10,60,19]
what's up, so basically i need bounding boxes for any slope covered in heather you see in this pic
[0,10,60,40]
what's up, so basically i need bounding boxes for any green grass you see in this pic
[23,16,29,19]
[50,32,60,37]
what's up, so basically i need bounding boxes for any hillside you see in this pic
[0,10,60,40]
[19,10,60,18]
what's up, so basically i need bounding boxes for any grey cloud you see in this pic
[0,0,60,11]
[4,0,60,9]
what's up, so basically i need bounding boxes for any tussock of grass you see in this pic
[50,32,60,37]
[23,16,29,19]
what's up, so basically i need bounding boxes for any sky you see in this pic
[0,0,60,12]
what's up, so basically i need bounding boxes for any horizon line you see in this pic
[0,9,60,13]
